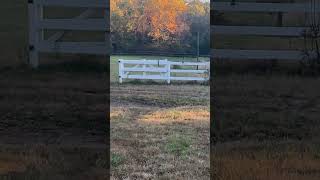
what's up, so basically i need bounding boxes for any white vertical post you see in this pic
[119,59,123,84]
[207,62,210,81]
[166,59,170,84]
[28,0,39,68]
[143,59,146,77]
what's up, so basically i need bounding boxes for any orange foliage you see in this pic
[110,0,122,16]
[140,0,188,41]
[111,0,190,41]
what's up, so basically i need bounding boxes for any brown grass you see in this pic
[0,69,108,179]
[111,83,210,179]
[140,106,209,124]
[212,144,320,180]
[212,74,320,180]
[0,145,108,180]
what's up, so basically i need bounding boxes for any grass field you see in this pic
[211,74,320,180]
[0,55,210,179]
[110,55,210,179]
[0,67,108,179]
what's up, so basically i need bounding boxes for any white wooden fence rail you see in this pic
[118,59,210,84]
[28,0,110,68]
[211,1,320,60]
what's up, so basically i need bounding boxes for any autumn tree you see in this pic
[139,0,189,42]
[111,0,140,34]
[110,0,143,50]
[110,0,209,54]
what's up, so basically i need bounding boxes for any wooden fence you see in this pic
[28,0,110,68]
[211,1,320,61]
[118,59,210,84]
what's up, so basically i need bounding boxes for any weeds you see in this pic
[111,153,125,168]
[165,135,191,157]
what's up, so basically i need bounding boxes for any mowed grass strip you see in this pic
[110,104,209,179]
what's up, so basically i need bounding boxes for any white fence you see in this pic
[211,1,320,61]
[118,59,210,84]
[28,0,110,68]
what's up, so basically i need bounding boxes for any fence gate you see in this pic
[28,0,110,68]
[118,59,210,84]
[211,1,320,61]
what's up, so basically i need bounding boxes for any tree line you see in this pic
[111,0,210,55]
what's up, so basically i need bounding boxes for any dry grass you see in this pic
[0,69,108,179]
[211,142,320,180]
[140,106,209,124]
[110,83,210,179]
[212,74,320,180]
[0,145,108,180]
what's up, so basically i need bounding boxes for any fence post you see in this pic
[166,59,171,84]
[119,59,123,83]
[207,62,211,81]
[143,59,146,78]
[28,0,39,68]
